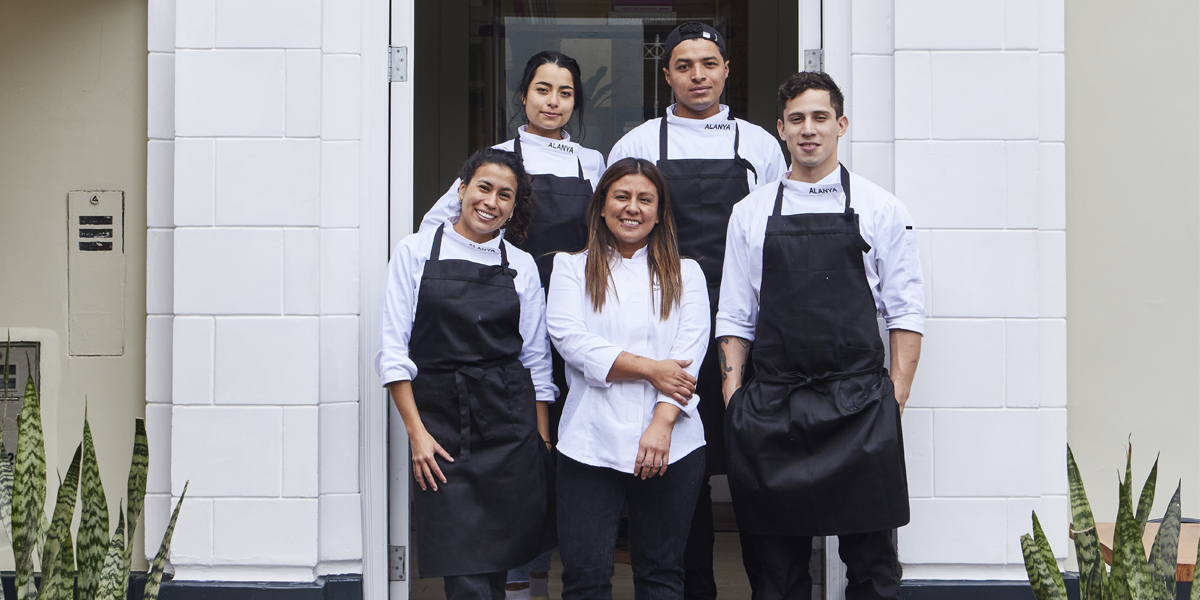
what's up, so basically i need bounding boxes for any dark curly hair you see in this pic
[456,147,535,244]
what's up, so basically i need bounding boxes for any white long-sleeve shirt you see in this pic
[419,126,607,232]
[547,249,710,473]
[716,169,926,341]
[607,104,787,192]
[375,220,557,403]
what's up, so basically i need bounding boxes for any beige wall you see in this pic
[1066,0,1200,523]
[0,0,149,570]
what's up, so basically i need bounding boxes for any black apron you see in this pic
[510,134,592,447]
[725,166,909,537]
[656,113,756,474]
[409,225,553,577]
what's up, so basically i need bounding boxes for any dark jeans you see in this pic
[558,448,706,600]
[682,476,716,600]
[741,530,901,600]
[443,571,506,600]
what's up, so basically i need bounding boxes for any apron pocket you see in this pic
[503,365,539,440]
[835,371,890,413]
[411,376,459,454]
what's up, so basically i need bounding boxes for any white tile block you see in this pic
[851,55,894,142]
[895,0,1003,50]
[320,316,359,403]
[319,403,360,494]
[851,143,893,194]
[901,498,1008,564]
[176,0,215,48]
[174,228,283,314]
[148,0,176,52]
[908,319,1005,408]
[321,229,360,314]
[147,140,175,228]
[146,315,174,403]
[1038,408,1068,495]
[143,494,172,563]
[174,138,214,226]
[214,317,319,405]
[1006,141,1039,229]
[1004,0,1039,49]
[1039,53,1065,142]
[172,317,213,405]
[322,55,362,140]
[148,53,175,140]
[215,139,320,226]
[894,141,1006,229]
[901,408,933,497]
[215,0,321,48]
[323,0,362,54]
[284,229,321,315]
[172,406,282,496]
[147,229,174,315]
[933,409,1041,497]
[321,141,361,228]
[319,494,363,561]
[167,496,213,565]
[851,0,893,55]
[176,50,285,136]
[1038,142,1065,230]
[1007,496,1069,563]
[146,403,172,493]
[1038,231,1066,318]
[894,52,931,140]
[930,52,1039,140]
[286,50,322,137]
[1039,319,1066,407]
[213,499,318,566]
[931,230,1039,317]
[915,229,933,315]
[283,407,319,497]
[1039,0,1065,52]
[1005,319,1040,408]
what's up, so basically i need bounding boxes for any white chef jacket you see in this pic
[607,104,787,192]
[419,126,607,232]
[547,249,710,473]
[716,168,926,341]
[374,219,557,403]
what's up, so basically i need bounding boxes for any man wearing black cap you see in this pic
[608,21,787,600]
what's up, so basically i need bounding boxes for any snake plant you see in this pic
[1021,443,1193,600]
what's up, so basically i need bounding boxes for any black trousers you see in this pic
[739,530,901,600]
[682,476,716,600]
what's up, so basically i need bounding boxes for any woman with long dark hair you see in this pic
[546,158,710,599]
[376,147,553,600]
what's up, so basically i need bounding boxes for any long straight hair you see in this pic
[582,158,682,320]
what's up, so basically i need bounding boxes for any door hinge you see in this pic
[389,46,408,82]
[804,49,825,73]
[389,545,406,581]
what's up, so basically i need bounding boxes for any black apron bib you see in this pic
[409,225,554,578]
[725,166,909,537]
[510,134,592,446]
[656,114,756,474]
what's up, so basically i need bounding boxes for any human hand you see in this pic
[634,418,673,479]
[410,428,453,491]
[645,358,696,405]
[892,375,910,416]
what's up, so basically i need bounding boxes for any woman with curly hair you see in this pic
[376,147,554,600]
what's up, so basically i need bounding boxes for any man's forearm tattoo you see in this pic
[718,337,750,382]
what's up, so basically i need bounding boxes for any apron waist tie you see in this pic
[755,364,882,390]
[447,360,516,460]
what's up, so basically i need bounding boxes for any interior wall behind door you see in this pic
[413,0,470,222]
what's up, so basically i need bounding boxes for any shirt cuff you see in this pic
[378,362,417,388]
[535,382,558,404]
[584,346,624,388]
[656,394,697,418]
[714,316,756,342]
[884,313,925,336]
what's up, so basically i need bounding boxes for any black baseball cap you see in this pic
[663,22,727,61]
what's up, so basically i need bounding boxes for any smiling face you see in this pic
[777,88,849,182]
[602,173,661,258]
[455,162,519,244]
[523,64,576,139]
[662,39,729,120]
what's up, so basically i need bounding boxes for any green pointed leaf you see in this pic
[39,446,82,598]
[0,336,12,546]
[1032,511,1067,598]
[97,504,126,600]
[13,369,46,600]
[1148,483,1181,600]
[40,524,75,600]
[1068,446,1107,600]
[78,410,110,600]
[1021,533,1067,600]
[1113,447,1151,600]
[1136,453,1159,537]
[121,419,149,576]
[144,482,187,600]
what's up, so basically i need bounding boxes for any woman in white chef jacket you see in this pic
[376,148,555,600]
[546,157,710,599]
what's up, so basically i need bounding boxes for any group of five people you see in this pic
[375,21,924,600]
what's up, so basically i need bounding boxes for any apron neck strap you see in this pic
[513,133,524,162]
[839,163,852,214]
[577,157,585,180]
[499,238,509,268]
[431,223,446,259]
[659,110,740,161]
[771,182,785,217]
